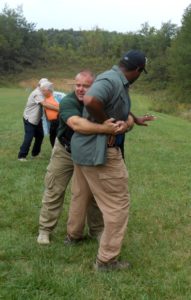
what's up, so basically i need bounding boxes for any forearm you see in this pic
[130,112,156,126]
[41,102,59,111]
[67,117,107,134]
[129,112,137,122]
[67,116,117,135]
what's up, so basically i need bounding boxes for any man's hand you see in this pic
[133,114,156,126]
[113,114,135,134]
[103,118,120,134]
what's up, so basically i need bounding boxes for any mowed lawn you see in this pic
[0,87,190,300]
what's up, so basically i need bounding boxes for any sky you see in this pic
[0,0,191,33]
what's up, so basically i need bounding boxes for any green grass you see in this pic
[0,88,190,300]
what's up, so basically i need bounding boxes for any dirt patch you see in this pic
[19,78,75,93]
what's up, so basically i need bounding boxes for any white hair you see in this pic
[38,78,48,85]
[40,81,54,92]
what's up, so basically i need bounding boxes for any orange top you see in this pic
[44,95,59,121]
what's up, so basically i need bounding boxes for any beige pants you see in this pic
[67,147,130,262]
[39,138,103,236]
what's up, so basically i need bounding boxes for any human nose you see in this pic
[79,85,84,91]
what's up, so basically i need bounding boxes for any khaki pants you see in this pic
[39,138,103,236]
[67,147,130,262]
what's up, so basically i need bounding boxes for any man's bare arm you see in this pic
[83,95,108,123]
[130,112,156,126]
[41,100,59,111]
[67,116,119,135]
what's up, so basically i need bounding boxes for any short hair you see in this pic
[40,81,54,92]
[75,69,95,81]
[38,78,48,85]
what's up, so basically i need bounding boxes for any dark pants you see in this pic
[49,119,59,148]
[18,118,44,158]
[119,135,125,159]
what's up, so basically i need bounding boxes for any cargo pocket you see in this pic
[98,170,128,194]
[44,170,55,190]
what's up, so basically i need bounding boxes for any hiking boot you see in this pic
[37,232,50,245]
[64,234,84,245]
[94,258,131,271]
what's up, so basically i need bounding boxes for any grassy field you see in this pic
[0,87,190,300]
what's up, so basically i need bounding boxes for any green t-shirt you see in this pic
[71,65,131,166]
[57,91,83,143]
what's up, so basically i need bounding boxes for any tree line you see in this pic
[0,4,191,103]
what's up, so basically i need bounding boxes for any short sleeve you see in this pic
[34,94,44,104]
[86,79,114,105]
[59,98,81,123]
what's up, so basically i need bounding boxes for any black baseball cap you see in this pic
[121,50,147,73]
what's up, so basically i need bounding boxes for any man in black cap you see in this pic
[65,49,155,271]
[121,49,147,74]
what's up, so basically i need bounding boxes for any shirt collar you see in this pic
[112,65,129,86]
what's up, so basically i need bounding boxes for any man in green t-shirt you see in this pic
[37,70,124,245]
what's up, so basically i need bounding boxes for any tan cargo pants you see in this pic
[39,138,103,236]
[67,147,130,262]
